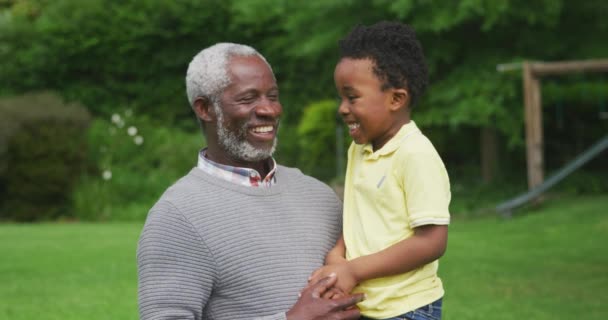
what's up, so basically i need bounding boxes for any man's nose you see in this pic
[255,98,282,118]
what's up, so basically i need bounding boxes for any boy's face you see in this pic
[335,58,409,151]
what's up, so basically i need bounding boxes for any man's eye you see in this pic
[239,96,256,103]
[268,94,279,101]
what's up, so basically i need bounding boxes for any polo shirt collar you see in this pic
[362,121,420,160]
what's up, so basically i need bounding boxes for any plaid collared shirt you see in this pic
[197,148,277,187]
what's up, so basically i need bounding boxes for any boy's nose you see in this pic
[337,100,349,116]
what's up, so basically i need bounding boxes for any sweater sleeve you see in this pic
[253,313,288,320]
[137,200,217,320]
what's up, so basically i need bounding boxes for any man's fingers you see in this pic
[311,273,337,298]
[336,307,361,320]
[331,292,365,309]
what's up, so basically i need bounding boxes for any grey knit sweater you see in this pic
[137,166,342,320]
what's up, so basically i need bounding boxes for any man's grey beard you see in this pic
[214,103,278,162]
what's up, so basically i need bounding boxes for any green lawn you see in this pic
[442,194,608,319]
[1,195,607,320]
[0,223,142,320]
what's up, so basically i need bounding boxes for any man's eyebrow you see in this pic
[235,88,259,97]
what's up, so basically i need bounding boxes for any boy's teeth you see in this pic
[348,123,360,130]
[252,126,273,133]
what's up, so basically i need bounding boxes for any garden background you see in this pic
[0,0,607,319]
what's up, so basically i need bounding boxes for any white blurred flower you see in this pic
[116,119,125,128]
[111,113,121,124]
[134,135,144,145]
[127,126,138,136]
[102,170,112,180]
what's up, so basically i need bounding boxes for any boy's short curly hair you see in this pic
[338,21,428,107]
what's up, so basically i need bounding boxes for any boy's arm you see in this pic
[348,224,447,283]
[325,234,347,265]
[308,224,447,292]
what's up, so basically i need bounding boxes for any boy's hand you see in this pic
[306,263,358,295]
[322,287,345,299]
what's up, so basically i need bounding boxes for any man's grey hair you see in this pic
[185,43,272,108]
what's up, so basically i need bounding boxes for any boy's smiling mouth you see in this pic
[346,122,362,140]
[347,123,360,130]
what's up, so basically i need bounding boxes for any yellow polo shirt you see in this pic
[343,121,451,319]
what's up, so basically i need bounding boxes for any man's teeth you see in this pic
[348,123,360,130]
[252,126,273,133]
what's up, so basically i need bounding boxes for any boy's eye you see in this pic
[347,95,358,102]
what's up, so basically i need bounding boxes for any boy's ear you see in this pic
[390,89,409,111]
[193,97,216,123]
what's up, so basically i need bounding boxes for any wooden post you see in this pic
[497,59,608,197]
[481,127,498,183]
[523,62,544,189]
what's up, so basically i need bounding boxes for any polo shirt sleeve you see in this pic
[397,147,451,228]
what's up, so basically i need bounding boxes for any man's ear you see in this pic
[193,97,215,123]
[390,89,409,111]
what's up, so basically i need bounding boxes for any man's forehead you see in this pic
[226,55,277,88]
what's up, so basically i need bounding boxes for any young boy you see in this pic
[308,21,451,319]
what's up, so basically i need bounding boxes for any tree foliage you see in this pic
[1,0,607,169]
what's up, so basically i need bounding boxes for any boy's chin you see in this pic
[352,139,368,145]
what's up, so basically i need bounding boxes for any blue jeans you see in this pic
[359,298,442,320]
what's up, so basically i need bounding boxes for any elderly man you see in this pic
[137,43,363,320]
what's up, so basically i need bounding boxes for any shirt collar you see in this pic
[362,121,420,160]
[197,148,277,187]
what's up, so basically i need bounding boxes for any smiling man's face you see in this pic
[213,55,282,162]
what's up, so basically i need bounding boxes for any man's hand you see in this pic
[286,274,364,320]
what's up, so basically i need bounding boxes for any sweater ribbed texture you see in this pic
[137,166,342,320]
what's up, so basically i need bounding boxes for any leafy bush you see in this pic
[297,99,351,182]
[0,91,90,221]
[71,111,204,221]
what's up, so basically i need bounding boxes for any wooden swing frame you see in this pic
[520,59,608,189]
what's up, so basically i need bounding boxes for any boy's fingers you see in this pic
[310,273,337,298]
[308,269,323,282]
[302,270,328,296]
[322,287,341,299]
[321,290,333,299]
[333,291,345,299]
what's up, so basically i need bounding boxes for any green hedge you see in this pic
[0,92,90,221]
[296,99,350,182]
[70,112,204,221]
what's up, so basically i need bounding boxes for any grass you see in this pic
[0,223,142,320]
[442,194,608,319]
[0,194,607,319]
